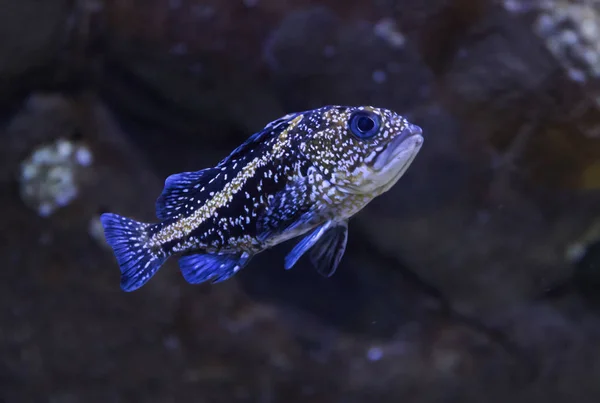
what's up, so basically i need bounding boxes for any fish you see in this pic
[100,105,424,292]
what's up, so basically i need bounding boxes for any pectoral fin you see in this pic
[309,221,348,278]
[284,220,348,277]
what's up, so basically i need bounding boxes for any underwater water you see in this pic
[1,0,600,402]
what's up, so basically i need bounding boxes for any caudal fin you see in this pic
[100,213,167,292]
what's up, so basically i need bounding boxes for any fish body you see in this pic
[100,105,424,291]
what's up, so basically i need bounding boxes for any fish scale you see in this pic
[100,105,424,291]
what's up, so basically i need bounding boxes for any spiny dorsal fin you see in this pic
[155,168,216,221]
[216,112,305,167]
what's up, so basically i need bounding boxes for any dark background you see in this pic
[1,0,600,402]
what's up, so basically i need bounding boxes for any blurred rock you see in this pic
[262,5,433,110]
[504,0,600,96]
[19,136,93,217]
[0,1,73,111]
[356,4,600,317]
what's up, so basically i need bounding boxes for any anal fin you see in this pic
[178,251,252,284]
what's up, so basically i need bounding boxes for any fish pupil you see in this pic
[349,111,379,139]
[357,116,374,132]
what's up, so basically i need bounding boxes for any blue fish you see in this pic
[101,105,424,291]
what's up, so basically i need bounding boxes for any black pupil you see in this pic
[357,116,375,133]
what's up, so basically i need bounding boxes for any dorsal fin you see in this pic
[216,112,305,167]
[155,168,216,220]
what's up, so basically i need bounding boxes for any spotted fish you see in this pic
[100,105,424,291]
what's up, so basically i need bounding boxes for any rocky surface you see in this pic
[1,0,600,402]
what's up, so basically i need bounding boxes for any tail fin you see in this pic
[100,213,167,292]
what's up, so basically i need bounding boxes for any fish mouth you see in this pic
[373,123,424,171]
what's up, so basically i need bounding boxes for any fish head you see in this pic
[299,105,424,196]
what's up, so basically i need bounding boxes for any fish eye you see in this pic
[349,111,380,140]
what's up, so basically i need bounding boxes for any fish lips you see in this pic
[372,123,424,171]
